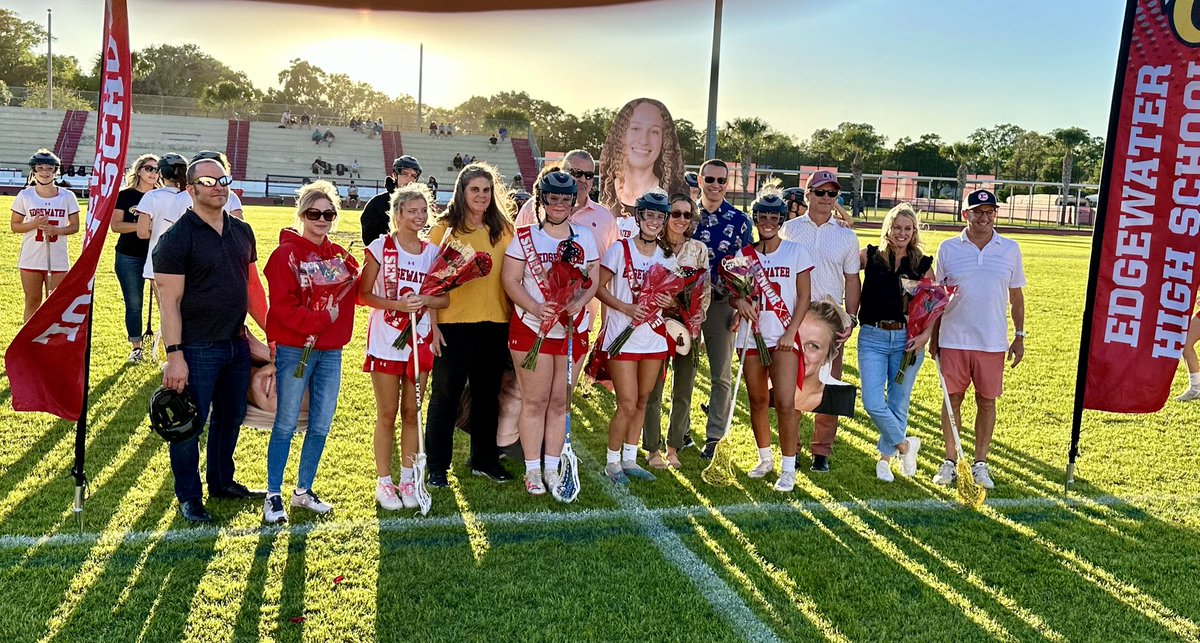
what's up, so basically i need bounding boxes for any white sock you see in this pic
[757,447,773,463]
[400,468,414,483]
[378,475,393,487]
[622,443,638,462]
[525,459,541,473]
[781,455,796,473]
[607,449,621,464]
[545,455,561,471]
[1190,372,1200,387]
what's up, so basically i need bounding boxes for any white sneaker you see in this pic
[901,437,921,477]
[933,460,957,486]
[398,482,419,509]
[875,460,895,483]
[1177,387,1200,401]
[525,470,546,496]
[774,469,797,492]
[544,469,563,501]
[263,494,287,524]
[748,459,774,479]
[971,462,995,490]
[376,482,403,511]
[291,489,333,514]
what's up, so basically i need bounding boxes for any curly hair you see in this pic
[389,182,435,234]
[438,162,514,245]
[598,98,686,216]
[123,153,160,190]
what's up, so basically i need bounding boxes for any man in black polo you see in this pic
[360,155,422,246]
[154,158,263,523]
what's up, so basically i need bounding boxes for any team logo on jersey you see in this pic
[1169,0,1200,47]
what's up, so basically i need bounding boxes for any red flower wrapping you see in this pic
[520,259,591,370]
[718,254,772,365]
[896,277,957,383]
[391,239,493,350]
[606,263,691,358]
[290,252,360,378]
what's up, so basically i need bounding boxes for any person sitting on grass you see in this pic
[10,149,80,322]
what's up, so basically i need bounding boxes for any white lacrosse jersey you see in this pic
[12,186,79,271]
[504,225,598,339]
[600,239,671,355]
[140,187,185,279]
[736,241,815,348]
[616,216,638,241]
[364,235,439,361]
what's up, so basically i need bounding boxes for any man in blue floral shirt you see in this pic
[693,158,753,458]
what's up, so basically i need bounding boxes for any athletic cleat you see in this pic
[129,347,143,364]
[876,460,895,483]
[774,469,797,492]
[933,460,957,486]
[901,437,921,477]
[544,469,564,502]
[604,462,629,485]
[263,494,287,524]
[681,432,695,450]
[525,470,547,496]
[748,459,774,479]
[1177,387,1200,402]
[971,462,995,490]
[376,482,403,511]
[700,438,719,460]
[291,489,332,514]
[622,461,657,481]
[398,482,419,509]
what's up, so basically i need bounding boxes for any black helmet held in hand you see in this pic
[148,387,201,443]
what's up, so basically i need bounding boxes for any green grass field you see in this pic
[1,197,1199,642]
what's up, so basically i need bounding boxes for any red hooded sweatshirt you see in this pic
[264,228,358,350]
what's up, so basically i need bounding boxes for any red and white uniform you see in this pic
[140,187,185,279]
[364,235,439,362]
[616,216,638,241]
[600,239,672,357]
[505,225,599,340]
[736,241,815,348]
[13,186,78,272]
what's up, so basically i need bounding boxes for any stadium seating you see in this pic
[245,122,385,182]
[398,133,523,189]
[76,112,229,168]
[0,107,74,169]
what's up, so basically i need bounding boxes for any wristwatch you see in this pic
[165,344,183,354]
[1014,330,1027,338]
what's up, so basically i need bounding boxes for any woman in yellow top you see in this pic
[426,162,516,486]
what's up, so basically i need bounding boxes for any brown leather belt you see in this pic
[867,320,906,331]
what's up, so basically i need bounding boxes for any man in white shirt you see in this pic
[931,189,1025,490]
[780,170,861,472]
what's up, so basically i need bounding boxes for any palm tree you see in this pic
[941,141,981,213]
[719,117,790,206]
[1052,127,1091,224]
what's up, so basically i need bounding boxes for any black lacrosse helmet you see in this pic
[158,153,188,182]
[634,191,670,221]
[29,149,61,170]
[191,149,230,171]
[539,170,577,199]
[782,187,806,208]
[752,193,789,220]
[148,387,201,443]
[684,171,699,189]
[393,155,423,177]
[511,190,532,208]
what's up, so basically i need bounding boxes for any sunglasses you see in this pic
[703,176,727,185]
[140,166,159,173]
[190,175,233,188]
[669,210,691,219]
[811,189,839,197]
[566,168,596,180]
[302,208,338,221]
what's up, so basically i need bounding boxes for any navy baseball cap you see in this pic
[965,189,998,210]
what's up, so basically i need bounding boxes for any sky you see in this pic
[7,0,1127,144]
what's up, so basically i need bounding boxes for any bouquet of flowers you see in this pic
[390,239,493,350]
[606,263,691,357]
[666,268,709,364]
[897,277,957,383]
[521,258,592,370]
[718,254,771,366]
[291,250,360,378]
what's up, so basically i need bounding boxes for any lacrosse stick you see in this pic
[553,327,581,503]
[410,309,432,516]
[934,356,986,509]
[44,230,52,298]
[701,324,752,486]
[142,280,156,347]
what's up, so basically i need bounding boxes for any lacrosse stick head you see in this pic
[955,460,986,509]
[413,454,432,516]
[701,439,737,487]
[555,444,581,503]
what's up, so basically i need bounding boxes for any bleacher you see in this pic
[77,112,229,167]
[246,122,385,184]
[398,133,523,189]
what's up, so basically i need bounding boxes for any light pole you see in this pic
[704,0,723,160]
[417,43,424,132]
[46,8,53,109]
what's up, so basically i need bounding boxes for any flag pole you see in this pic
[1066,0,1137,491]
[71,313,94,533]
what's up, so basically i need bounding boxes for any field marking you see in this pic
[0,493,1182,552]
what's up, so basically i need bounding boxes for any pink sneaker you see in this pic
[399,482,419,509]
[375,482,402,511]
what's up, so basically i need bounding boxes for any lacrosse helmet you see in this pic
[148,387,201,443]
[157,153,189,182]
[28,149,61,170]
[782,187,806,208]
[392,155,423,178]
[634,191,670,221]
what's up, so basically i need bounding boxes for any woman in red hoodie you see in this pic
[262,180,358,524]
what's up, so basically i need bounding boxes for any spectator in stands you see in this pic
[312,128,323,145]
[453,154,463,170]
[498,127,508,142]
[281,109,291,129]
[447,123,454,137]
[350,159,361,178]
[347,181,360,208]
[301,113,311,126]
[113,153,160,363]
[361,155,423,246]
[429,121,438,137]
[323,129,335,146]
[369,119,383,140]
[312,157,332,175]
[427,176,439,192]
[489,135,498,151]
[438,123,447,138]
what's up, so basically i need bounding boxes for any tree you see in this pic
[270,58,329,110]
[968,123,1024,176]
[484,107,530,133]
[1052,127,1092,223]
[0,80,11,106]
[887,134,952,176]
[807,122,887,170]
[199,77,260,118]
[673,117,704,165]
[452,91,567,136]
[132,43,246,99]
[0,9,45,86]
[718,117,793,204]
[941,141,981,209]
[21,80,91,110]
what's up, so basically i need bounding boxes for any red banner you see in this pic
[3,0,131,421]
[1081,0,1200,413]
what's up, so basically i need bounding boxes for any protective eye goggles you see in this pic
[753,212,784,224]
[302,208,338,222]
[190,175,233,188]
[542,193,575,207]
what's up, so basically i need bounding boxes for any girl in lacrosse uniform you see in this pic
[502,168,600,499]
[360,183,448,511]
[595,191,676,484]
[10,149,80,322]
[732,188,814,493]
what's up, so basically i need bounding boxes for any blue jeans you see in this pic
[171,337,251,502]
[266,345,342,494]
[857,324,924,457]
[114,252,145,342]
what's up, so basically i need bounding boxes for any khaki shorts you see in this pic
[939,348,1005,399]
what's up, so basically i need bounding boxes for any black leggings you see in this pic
[425,322,509,473]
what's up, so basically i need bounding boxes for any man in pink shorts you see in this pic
[930,189,1026,490]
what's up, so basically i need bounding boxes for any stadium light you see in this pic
[46,9,53,109]
[705,0,722,160]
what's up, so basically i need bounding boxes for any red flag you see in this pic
[3,0,131,421]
